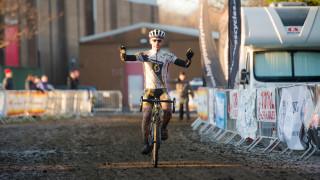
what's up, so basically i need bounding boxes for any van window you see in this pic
[294,52,320,76]
[255,51,292,77]
[254,51,320,82]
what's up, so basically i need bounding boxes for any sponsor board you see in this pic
[229,90,238,119]
[196,87,208,120]
[27,91,48,115]
[215,90,226,129]
[257,88,276,121]
[237,89,257,139]
[278,86,312,150]
[6,91,27,116]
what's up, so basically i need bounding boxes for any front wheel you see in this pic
[152,115,160,168]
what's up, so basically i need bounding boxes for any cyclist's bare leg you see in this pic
[162,102,172,129]
[159,90,172,140]
[161,102,172,140]
[142,105,152,140]
[160,90,172,130]
[141,105,152,154]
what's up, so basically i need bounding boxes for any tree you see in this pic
[0,0,64,48]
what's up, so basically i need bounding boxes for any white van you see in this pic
[237,4,320,89]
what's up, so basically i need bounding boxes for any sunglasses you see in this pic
[152,39,163,43]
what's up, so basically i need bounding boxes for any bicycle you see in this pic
[139,96,175,168]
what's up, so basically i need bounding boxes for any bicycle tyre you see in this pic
[152,115,160,168]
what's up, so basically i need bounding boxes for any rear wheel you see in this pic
[152,115,160,168]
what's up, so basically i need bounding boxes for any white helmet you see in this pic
[149,29,165,39]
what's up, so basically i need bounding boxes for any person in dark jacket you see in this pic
[67,71,77,90]
[176,72,194,121]
[2,69,14,90]
[74,70,80,89]
[25,74,37,90]
[36,75,53,92]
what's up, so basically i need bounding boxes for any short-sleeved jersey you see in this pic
[135,49,177,89]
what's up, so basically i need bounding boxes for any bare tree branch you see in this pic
[0,0,64,48]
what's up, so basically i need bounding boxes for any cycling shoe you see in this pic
[141,144,152,155]
[161,128,168,141]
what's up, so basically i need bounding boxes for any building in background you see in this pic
[0,0,158,87]
[79,22,219,106]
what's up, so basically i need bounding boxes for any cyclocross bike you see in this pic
[140,96,175,168]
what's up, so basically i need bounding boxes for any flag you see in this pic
[199,0,227,88]
[228,0,241,89]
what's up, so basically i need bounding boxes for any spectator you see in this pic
[25,74,37,90]
[67,71,77,90]
[2,69,14,90]
[176,71,194,121]
[36,75,53,92]
[34,76,40,84]
[33,76,40,89]
[74,70,80,89]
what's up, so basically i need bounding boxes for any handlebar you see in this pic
[141,99,175,103]
[139,96,176,113]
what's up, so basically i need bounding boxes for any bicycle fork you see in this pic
[150,115,161,142]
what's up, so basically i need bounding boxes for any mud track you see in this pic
[0,114,320,179]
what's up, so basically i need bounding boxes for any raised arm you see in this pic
[120,46,137,62]
[174,48,194,68]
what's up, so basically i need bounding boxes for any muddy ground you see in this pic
[0,114,320,179]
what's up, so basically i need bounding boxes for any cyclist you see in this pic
[120,29,194,155]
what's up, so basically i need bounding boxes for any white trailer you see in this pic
[238,5,320,89]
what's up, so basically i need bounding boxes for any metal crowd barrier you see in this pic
[93,90,122,112]
[192,85,320,160]
[0,90,93,124]
[194,88,239,145]
[221,90,238,144]
[245,88,278,152]
[46,90,93,118]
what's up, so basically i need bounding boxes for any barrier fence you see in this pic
[192,85,320,160]
[0,90,93,124]
[93,90,122,112]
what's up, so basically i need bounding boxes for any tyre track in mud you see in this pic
[0,114,320,179]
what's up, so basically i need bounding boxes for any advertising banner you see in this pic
[27,91,48,115]
[82,90,93,113]
[199,0,227,87]
[278,86,312,150]
[237,89,257,139]
[6,91,27,116]
[196,87,208,120]
[257,88,276,121]
[0,92,6,117]
[215,90,226,129]
[229,90,238,119]
[228,0,241,89]
[0,90,92,120]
